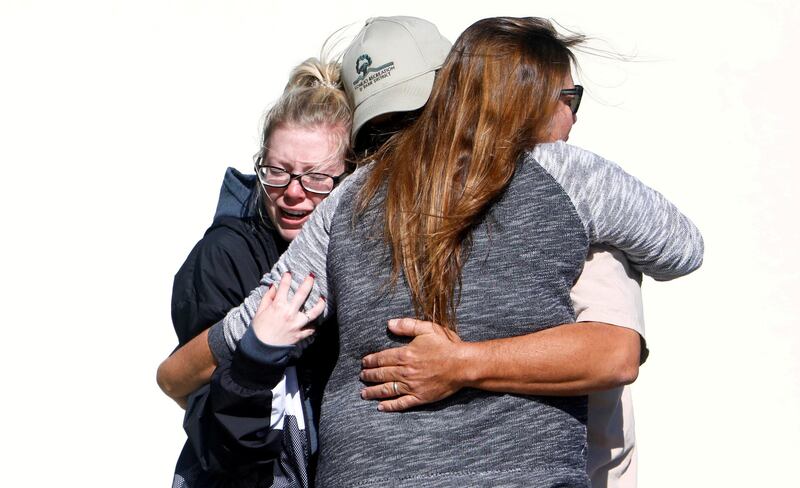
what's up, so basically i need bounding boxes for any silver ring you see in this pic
[392,381,399,396]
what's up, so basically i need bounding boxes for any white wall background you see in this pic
[1,1,797,486]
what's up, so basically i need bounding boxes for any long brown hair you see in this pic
[356,17,585,331]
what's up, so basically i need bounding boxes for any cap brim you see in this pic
[350,70,436,141]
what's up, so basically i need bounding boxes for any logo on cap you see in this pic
[352,53,395,92]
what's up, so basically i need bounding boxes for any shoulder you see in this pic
[201,217,278,258]
[337,163,373,196]
[524,142,630,231]
[525,141,613,182]
[309,163,374,225]
[177,217,281,286]
[172,217,281,344]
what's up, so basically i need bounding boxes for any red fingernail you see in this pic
[309,272,315,279]
[321,295,326,302]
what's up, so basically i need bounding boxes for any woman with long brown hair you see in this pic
[203,17,703,486]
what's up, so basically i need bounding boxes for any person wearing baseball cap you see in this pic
[341,16,452,145]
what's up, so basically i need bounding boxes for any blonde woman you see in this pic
[159,57,350,487]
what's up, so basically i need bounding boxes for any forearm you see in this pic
[457,322,640,396]
[156,328,218,408]
[361,318,642,410]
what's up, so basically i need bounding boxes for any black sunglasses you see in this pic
[560,85,584,115]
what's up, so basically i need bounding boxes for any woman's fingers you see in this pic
[302,295,326,323]
[296,327,316,342]
[290,272,316,310]
[255,284,278,314]
[288,272,323,326]
[274,271,293,302]
[252,271,324,345]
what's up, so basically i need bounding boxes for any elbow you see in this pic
[600,328,641,388]
[611,359,639,387]
[652,227,705,281]
[597,355,638,390]
[157,361,189,409]
[156,359,178,399]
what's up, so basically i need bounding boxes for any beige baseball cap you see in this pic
[342,16,452,140]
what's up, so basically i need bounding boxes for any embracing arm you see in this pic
[360,247,644,411]
[157,329,217,408]
[531,141,704,280]
[361,319,639,411]
[157,267,328,408]
[457,321,639,394]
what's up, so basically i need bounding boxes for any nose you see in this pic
[283,178,306,201]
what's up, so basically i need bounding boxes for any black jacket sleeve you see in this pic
[183,328,298,473]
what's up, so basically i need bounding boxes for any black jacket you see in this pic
[170,168,287,487]
[171,215,285,346]
[170,168,336,487]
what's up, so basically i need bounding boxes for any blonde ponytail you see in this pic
[286,58,342,90]
[258,57,352,161]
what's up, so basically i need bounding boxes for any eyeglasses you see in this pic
[560,85,584,115]
[254,160,344,195]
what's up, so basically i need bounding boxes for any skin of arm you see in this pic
[157,328,217,409]
[458,321,640,393]
[359,318,640,412]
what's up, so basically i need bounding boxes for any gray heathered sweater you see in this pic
[212,141,704,487]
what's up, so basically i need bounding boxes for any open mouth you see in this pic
[279,208,311,222]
